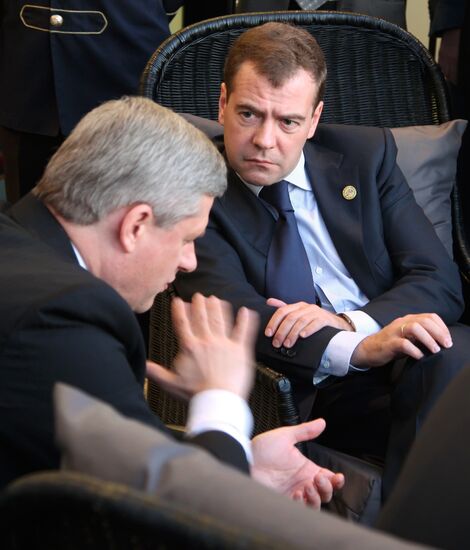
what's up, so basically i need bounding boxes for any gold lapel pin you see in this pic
[342,185,357,200]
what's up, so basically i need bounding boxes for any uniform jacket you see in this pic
[0,1,172,135]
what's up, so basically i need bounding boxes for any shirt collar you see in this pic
[71,242,88,270]
[242,151,310,196]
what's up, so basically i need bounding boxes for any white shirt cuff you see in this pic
[345,310,381,335]
[315,331,369,381]
[187,389,254,463]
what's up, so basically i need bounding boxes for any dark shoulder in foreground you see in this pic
[0,212,141,356]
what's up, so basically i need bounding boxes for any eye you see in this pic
[281,119,298,130]
[240,111,254,120]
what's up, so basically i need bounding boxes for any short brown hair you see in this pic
[224,22,327,106]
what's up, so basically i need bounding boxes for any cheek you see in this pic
[285,135,305,155]
[230,130,250,154]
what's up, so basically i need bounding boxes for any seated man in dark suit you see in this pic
[0,96,345,506]
[174,22,470,494]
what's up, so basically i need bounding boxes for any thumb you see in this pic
[289,418,326,444]
[146,360,170,382]
[146,361,191,401]
[266,297,287,308]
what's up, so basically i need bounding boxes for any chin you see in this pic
[133,297,155,314]
[240,170,278,187]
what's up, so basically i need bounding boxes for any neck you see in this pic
[47,206,122,281]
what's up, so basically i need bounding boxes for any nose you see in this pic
[179,242,197,273]
[252,120,276,150]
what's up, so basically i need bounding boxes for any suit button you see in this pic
[279,346,297,358]
[50,14,64,27]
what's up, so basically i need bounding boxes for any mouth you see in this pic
[245,158,276,166]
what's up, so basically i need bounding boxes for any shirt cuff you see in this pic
[345,310,381,335]
[315,331,369,381]
[187,389,254,463]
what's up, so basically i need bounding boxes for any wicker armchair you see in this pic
[140,10,469,292]
[0,471,281,550]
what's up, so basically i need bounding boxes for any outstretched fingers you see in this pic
[232,306,259,348]
[171,296,195,347]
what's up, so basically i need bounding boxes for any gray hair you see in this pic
[34,97,227,227]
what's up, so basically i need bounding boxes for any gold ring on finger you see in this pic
[400,323,407,338]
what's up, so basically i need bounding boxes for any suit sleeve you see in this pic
[188,431,250,474]
[2,281,248,474]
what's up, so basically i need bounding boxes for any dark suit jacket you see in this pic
[430,0,465,36]
[175,124,464,410]
[237,1,406,27]
[0,194,248,489]
[0,1,172,135]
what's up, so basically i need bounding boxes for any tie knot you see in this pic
[259,181,292,212]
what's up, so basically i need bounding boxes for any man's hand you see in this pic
[351,313,453,367]
[251,419,345,509]
[265,298,352,348]
[146,293,258,400]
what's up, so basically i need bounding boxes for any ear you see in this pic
[307,101,323,139]
[119,204,154,253]
[218,82,228,126]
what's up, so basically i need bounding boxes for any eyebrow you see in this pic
[235,102,307,122]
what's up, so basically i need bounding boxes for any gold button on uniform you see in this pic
[342,185,357,200]
[50,14,64,27]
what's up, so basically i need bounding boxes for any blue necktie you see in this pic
[260,181,317,304]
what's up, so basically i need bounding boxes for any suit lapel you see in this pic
[304,141,377,297]
[8,193,77,263]
[220,169,275,257]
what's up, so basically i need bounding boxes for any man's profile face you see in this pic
[128,195,213,313]
[219,61,323,186]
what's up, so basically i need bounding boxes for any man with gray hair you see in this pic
[0,96,344,506]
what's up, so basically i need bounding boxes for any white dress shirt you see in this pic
[70,242,254,461]
[244,152,382,384]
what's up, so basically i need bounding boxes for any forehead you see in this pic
[229,62,317,107]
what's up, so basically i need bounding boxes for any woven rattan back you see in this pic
[141,11,449,127]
